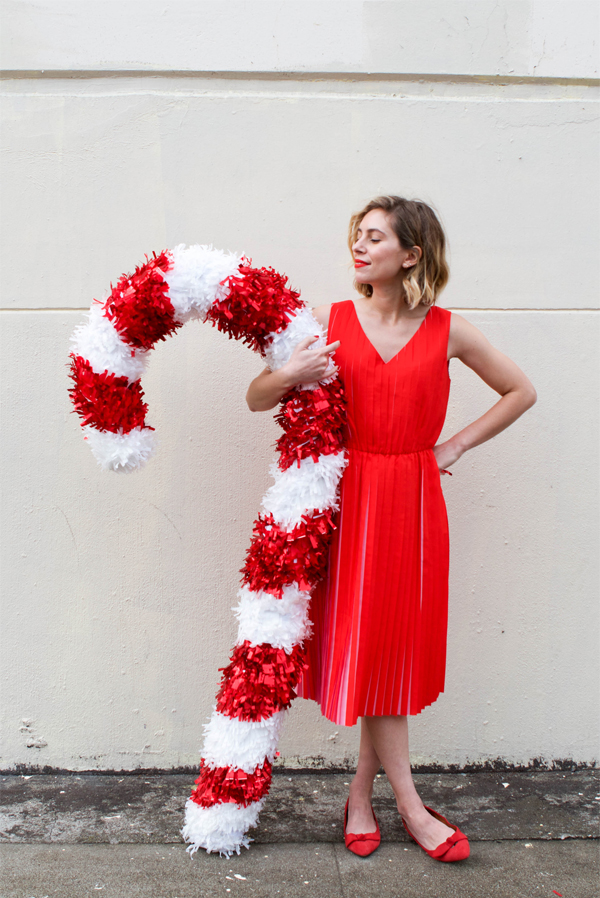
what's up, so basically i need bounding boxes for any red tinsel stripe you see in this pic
[275,381,347,470]
[215,641,307,721]
[104,251,180,351]
[68,355,148,433]
[190,758,272,808]
[241,510,336,597]
[206,260,303,354]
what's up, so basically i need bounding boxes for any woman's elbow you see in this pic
[246,392,260,412]
[246,390,273,412]
[522,382,537,409]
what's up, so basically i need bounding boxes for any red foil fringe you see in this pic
[68,355,148,433]
[241,511,336,596]
[104,251,180,351]
[191,758,272,808]
[275,381,346,470]
[215,641,307,721]
[206,260,303,353]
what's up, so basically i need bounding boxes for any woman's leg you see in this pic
[356,715,454,850]
[346,719,381,833]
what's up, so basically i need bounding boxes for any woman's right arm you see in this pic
[246,304,338,412]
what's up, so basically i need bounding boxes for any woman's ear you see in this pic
[402,246,423,268]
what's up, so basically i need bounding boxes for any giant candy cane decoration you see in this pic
[68,245,347,855]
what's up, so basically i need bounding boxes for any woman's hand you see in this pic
[432,440,463,474]
[246,335,340,412]
[282,335,340,385]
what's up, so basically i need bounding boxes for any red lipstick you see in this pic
[354,260,369,269]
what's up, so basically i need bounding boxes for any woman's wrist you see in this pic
[441,434,469,463]
[277,361,301,391]
[449,434,469,457]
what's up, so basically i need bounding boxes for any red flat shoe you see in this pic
[401,806,470,862]
[343,799,381,857]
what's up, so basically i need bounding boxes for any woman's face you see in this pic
[352,209,420,287]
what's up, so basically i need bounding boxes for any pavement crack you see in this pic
[332,842,346,896]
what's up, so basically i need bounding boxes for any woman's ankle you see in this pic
[395,794,425,819]
[348,781,374,806]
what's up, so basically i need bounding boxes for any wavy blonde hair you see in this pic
[348,196,449,308]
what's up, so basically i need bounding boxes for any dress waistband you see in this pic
[348,446,434,457]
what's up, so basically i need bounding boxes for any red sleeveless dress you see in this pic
[297,300,452,725]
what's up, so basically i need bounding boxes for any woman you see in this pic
[246,196,536,862]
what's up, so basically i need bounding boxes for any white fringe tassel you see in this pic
[163,244,242,324]
[234,584,312,652]
[261,452,348,530]
[83,425,156,473]
[71,305,149,382]
[182,797,265,857]
[201,710,286,773]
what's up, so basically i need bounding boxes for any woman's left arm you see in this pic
[434,313,537,471]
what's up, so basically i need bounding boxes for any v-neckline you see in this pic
[350,301,432,365]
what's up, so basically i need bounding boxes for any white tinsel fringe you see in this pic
[263,304,337,389]
[71,305,149,382]
[201,709,286,773]
[182,797,264,857]
[163,244,242,324]
[234,584,311,653]
[261,451,347,530]
[83,425,156,472]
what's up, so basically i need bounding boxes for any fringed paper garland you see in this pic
[68,245,347,856]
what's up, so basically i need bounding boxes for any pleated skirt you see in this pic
[297,445,449,725]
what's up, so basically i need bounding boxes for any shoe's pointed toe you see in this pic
[348,837,380,857]
[402,806,470,864]
[440,837,470,862]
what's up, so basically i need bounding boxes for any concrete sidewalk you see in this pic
[2,841,598,898]
[1,770,598,897]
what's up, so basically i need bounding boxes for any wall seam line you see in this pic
[2,308,598,314]
[1,70,599,87]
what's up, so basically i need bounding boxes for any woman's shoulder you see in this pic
[446,310,492,360]
[446,309,477,337]
[311,300,354,331]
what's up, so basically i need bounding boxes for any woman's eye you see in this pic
[370,239,381,243]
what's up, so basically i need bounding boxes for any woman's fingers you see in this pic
[285,337,341,385]
[295,335,319,352]
[294,337,339,357]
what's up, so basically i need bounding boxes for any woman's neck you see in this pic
[364,280,421,322]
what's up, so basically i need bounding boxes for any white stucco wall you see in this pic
[1,1,598,771]
[2,0,598,78]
